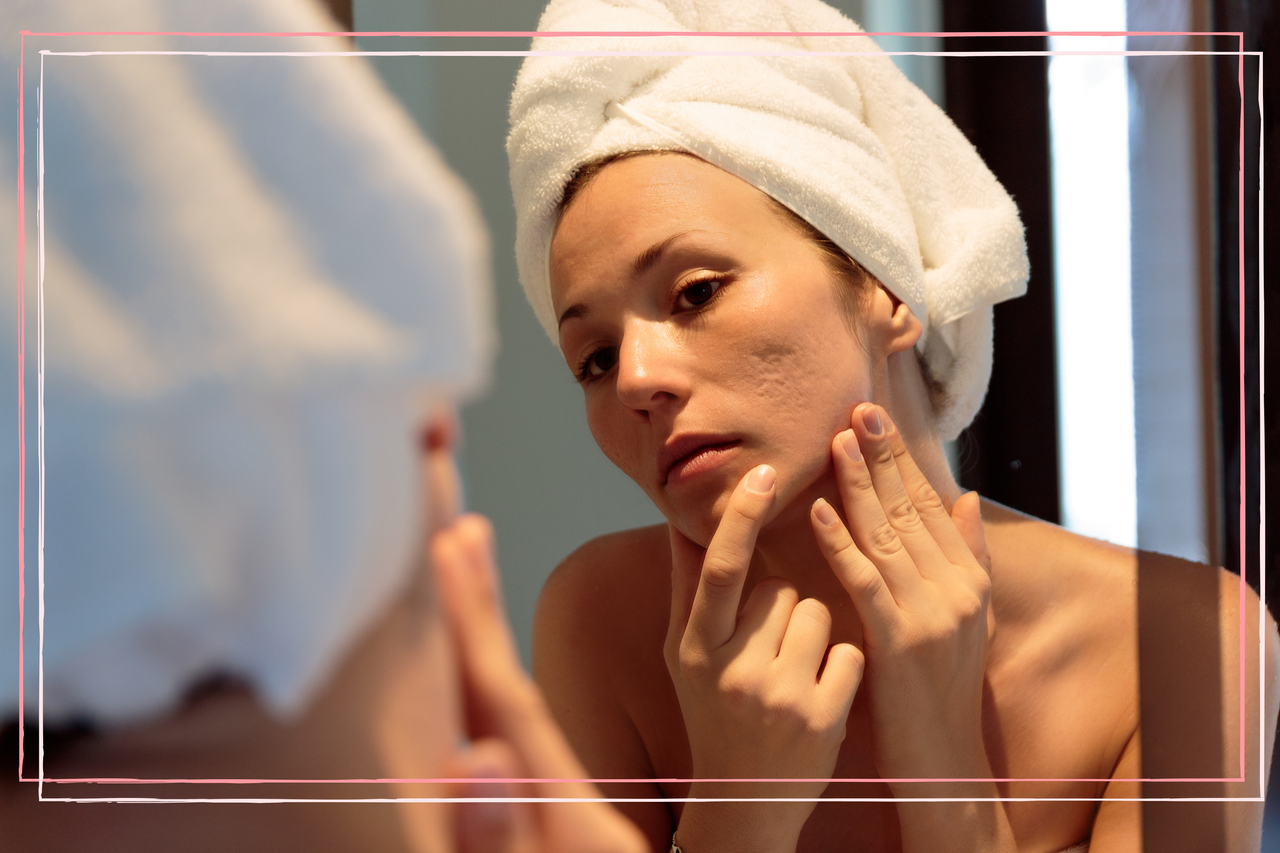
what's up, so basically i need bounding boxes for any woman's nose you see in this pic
[614,322,689,422]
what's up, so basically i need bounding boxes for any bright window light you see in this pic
[1046,0,1136,547]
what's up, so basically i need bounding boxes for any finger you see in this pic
[950,491,991,575]
[434,516,514,684]
[815,643,863,724]
[665,523,706,670]
[731,576,801,661]
[775,597,835,680]
[406,408,465,615]
[685,464,777,653]
[448,740,525,853]
[433,518,520,740]
[810,497,900,634]
[422,406,464,532]
[422,404,461,454]
[829,423,925,593]
[434,517,597,792]
[451,739,647,853]
[881,419,984,572]
[950,492,995,609]
[846,406,956,581]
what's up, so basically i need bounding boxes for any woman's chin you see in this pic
[657,456,835,548]
[665,503,730,550]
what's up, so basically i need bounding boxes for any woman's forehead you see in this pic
[549,155,779,294]
[560,153,751,217]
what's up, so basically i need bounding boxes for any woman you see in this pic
[506,1,1279,851]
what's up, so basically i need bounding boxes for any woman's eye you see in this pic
[677,277,723,309]
[578,346,618,381]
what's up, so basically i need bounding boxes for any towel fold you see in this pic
[508,0,1028,440]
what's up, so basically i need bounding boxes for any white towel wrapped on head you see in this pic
[508,0,1029,440]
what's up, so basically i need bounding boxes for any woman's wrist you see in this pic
[878,739,1015,853]
[884,750,1015,853]
[894,790,1017,853]
[885,732,995,792]
[675,792,810,853]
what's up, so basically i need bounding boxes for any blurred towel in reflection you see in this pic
[0,0,494,724]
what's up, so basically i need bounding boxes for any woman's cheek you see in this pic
[585,404,647,488]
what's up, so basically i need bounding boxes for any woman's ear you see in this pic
[867,285,923,355]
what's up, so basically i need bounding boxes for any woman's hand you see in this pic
[433,515,649,853]
[383,409,646,853]
[809,404,1013,853]
[810,403,991,782]
[666,465,864,853]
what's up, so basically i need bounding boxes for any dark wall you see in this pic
[942,0,1060,523]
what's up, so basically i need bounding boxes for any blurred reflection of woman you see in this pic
[1,2,644,852]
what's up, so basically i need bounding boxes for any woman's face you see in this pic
[549,154,875,544]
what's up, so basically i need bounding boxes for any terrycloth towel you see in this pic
[2,0,493,724]
[508,0,1029,440]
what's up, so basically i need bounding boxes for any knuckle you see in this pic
[829,532,859,563]
[678,645,713,677]
[868,522,904,556]
[911,485,946,515]
[832,643,866,677]
[729,494,768,522]
[871,441,896,467]
[794,597,832,631]
[717,670,759,706]
[956,589,987,624]
[845,567,882,603]
[886,496,922,529]
[970,572,993,603]
[848,469,878,497]
[755,575,799,604]
[701,555,743,589]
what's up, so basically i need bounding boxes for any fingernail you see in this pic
[839,429,861,461]
[862,407,883,436]
[746,464,776,494]
[813,498,838,526]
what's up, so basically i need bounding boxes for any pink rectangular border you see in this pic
[13,29,1263,803]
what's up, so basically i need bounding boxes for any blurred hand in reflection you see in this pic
[378,410,646,853]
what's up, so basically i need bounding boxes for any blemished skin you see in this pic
[537,152,1280,853]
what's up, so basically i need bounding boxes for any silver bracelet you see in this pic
[669,832,682,853]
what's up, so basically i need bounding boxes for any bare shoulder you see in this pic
[530,521,674,739]
[534,523,672,658]
[982,496,1276,700]
[981,499,1141,668]
[978,502,1144,786]
[982,498,1280,847]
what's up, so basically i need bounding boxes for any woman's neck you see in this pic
[746,467,865,648]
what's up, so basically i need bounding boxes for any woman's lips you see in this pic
[664,440,742,487]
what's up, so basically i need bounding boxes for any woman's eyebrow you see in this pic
[631,229,710,279]
[558,302,589,330]
[558,230,717,330]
